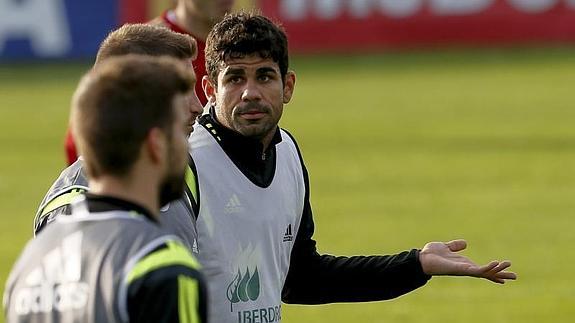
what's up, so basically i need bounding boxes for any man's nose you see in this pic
[189,92,203,117]
[241,79,262,102]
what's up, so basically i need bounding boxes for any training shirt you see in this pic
[33,158,200,253]
[5,194,206,323]
[190,117,305,322]
[189,110,432,322]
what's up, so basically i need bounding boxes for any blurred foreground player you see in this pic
[4,55,207,323]
[35,24,202,251]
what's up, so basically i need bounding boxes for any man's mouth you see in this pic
[240,110,266,120]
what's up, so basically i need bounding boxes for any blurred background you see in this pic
[1,0,574,322]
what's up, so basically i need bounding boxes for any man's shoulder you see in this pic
[47,208,171,245]
[279,128,297,143]
[34,159,89,235]
[125,233,202,284]
[38,159,89,209]
[51,159,89,190]
[279,128,303,156]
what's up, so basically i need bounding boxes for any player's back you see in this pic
[5,198,205,322]
[33,158,199,251]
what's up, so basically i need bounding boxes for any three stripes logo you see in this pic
[191,239,199,254]
[283,224,293,242]
[224,194,243,214]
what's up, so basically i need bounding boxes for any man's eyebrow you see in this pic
[223,67,246,76]
[257,67,278,74]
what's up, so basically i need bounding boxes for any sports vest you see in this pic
[4,200,189,322]
[190,124,305,323]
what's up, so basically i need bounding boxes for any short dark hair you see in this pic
[205,12,289,83]
[95,23,197,65]
[71,55,194,179]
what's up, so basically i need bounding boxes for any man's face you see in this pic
[204,55,295,143]
[187,0,236,22]
[159,93,189,206]
[183,58,202,136]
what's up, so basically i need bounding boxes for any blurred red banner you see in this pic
[260,0,575,52]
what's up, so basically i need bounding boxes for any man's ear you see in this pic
[145,128,167,165]
[283,71,296,104]
[202,75,217,105]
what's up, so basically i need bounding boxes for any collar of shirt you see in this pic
[84,193,157,223]
[196,107,283,187]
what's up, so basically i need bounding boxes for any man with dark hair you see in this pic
[189,12,516,322]
[64,22,205,164]
[34,24,203,252]
[5,55,207,323]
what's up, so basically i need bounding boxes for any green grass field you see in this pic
[1,47,575,322]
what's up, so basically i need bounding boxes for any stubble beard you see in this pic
[159,169,185,207]
[159,143,186,207]
[231,102,279,140]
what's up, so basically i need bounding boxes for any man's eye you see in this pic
[229,76,243,84]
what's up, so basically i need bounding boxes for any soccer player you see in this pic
[63,0,238,165]
[34,24,203,252]
[4,55,206,323]
[188,12,517,322]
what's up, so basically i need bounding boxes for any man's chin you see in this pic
[159,177,185,207]
[236,126,274,140]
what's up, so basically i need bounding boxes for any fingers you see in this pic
[445,239,467,252]
[481,260,517,284]
[494,260,512,272]
[495,271,517,281]
[478,260,499,273]
[491,261,517,283]
[489,261,512,275]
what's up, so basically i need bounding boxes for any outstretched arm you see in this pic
[419,239,517,284]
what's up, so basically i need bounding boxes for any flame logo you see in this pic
[226,267,260,312]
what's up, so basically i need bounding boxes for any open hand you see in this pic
[419,239,517,284]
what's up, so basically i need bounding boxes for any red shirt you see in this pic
[65,10,209,165]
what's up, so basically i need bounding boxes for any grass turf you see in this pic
[1,47,574,322]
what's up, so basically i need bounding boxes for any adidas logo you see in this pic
[283,224,293,242]
[192,239,199,254]
[13,232,89,315]
[224,194,243,214]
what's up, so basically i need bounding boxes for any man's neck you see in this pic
[174,4,213,41]
[260,130,277,152]
[88,176,159,220]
